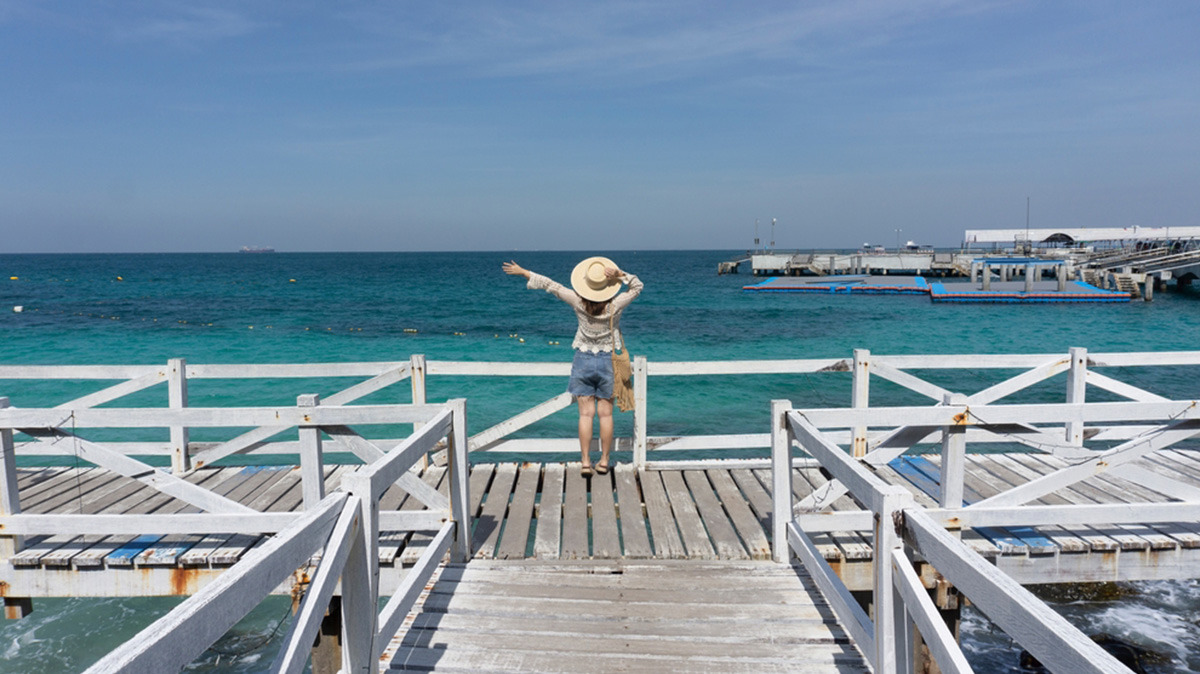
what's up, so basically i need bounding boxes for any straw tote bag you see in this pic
[610,315,635,412]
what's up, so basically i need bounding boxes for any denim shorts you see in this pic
[568,350,614,399]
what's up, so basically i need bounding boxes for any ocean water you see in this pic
[2,250,1199,672]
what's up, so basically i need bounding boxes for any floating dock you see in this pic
[743,275,1130,303]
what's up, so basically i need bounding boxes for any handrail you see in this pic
[770,394,1182,674]
[3,348,1200,472]
[64,397,471,674]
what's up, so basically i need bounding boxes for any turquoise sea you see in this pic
[2,250,1199,672]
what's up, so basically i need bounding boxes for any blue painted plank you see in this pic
[889,456,1058,553]
[105,534,164,565]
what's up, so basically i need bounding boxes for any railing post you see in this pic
[338,482,377,674]
[874,489,909,674]
[852,349,870,457]
[411,355,429,470]
[409,354,427,413]
[939,393,967,510]
[633,356,648,470]
[771,399,793,563]
[168,358,190,473]
[298,394,326,510]
[447,398,472,562]
[1065,347,1087,446]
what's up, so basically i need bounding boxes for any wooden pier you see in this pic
[381,560,866,673]
[4,350,1200,672]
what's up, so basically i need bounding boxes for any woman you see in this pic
[503,257,643,476]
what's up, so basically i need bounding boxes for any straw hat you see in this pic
[571,256,622,302]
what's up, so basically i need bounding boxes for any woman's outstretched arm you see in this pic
[503,260,579,307]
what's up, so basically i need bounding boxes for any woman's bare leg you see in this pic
[577,396,595,469]
[597,397,614,469]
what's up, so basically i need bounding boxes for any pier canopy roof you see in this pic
[964,226,1200,245]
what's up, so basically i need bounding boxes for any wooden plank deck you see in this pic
[379,560,869,673]
[8,450,1200,593]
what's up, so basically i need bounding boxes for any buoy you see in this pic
[116,276,123,281]
[519,338,525,343]
[289,279,296,283]
[9,276,17,281]
[248,326,254,329]
[13,306,23,313]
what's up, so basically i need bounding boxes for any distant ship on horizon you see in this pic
[239,246,275,253]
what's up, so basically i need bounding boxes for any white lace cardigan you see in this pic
[526,271,643,353]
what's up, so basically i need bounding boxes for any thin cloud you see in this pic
[110,6,259,44]
[328,0,1007,82]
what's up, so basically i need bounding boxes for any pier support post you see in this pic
[982,264,991,290]
[1144,275,1154,301]
[0,398,24,558]
[1024,265,1034,293]
[1058,267,1068,291]
[940,393,967,510]
[298,394,326,510]
[1065,347,1087,447]
[770,399,793,563]
[633,356,648,470]
[0,398,29,619]
[168,358,190,473]
[311,597,343,674]
[852,350,870,457]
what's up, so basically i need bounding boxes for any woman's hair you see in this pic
[580,297,610,316]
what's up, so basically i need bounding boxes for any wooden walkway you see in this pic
[379,560,869,673]
[9,450,1200,589]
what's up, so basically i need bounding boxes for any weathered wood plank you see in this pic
[472,463,517,559]
[398,465,454,566]
[177,467,305,566]
[683,470,747,560]
[72,469,228,568]
[13,474,164,567]
[988,454,1121,552]
[495,464,539,560]
[136,466,290,566]
[924,454,1060,555]
[661,470,716,560]
[967,455,1092,553]
[614,463,652,558]
[560,463,590,559]
[379,466,445,565]
[707,469,771,560]
[590,469,621,558]
[203,465,348,567]
[783,468,847,563]
[532,463,563,560]
[1006,453,1151,551]
[730,468,772,529]
[639,470,686,560]
[383,560,867,674]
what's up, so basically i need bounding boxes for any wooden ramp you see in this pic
[380,560,869,673]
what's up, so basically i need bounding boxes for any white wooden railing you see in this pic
[771,390,1200,674]
[2,349,1199,474]
[0,396,471,673]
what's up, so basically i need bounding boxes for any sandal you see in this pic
[595,461,610,475]
[580,464,594,477]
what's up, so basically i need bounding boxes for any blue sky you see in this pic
[2,1,1198,252]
